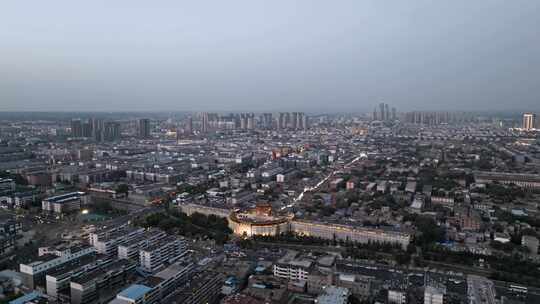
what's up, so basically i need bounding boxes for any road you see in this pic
[282,155,362,210]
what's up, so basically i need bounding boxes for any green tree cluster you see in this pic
[142,210,232,244]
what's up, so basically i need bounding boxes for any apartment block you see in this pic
[91,227,145,257]
[273,250,312,281]
[19,245,96,289]
[111,260,195,304]
[70,259,136,304]
[117,229,167,260]
[291,220,411,250]
[42,192,88,213]
[139,236,187,273]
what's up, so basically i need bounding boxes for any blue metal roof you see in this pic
[9,292,41,304]
[117,284,152,300]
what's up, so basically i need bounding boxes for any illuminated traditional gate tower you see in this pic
[228,203,293,237]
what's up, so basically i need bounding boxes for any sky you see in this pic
[1,1,540,113]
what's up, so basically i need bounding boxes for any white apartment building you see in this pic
[91,227,145,256]
[19,245,96,289]
[388,290,407,304]
[291,220,411,250]
[273,250,311,281]
[424,286,445,304]
[117,229,167,260]
[41,192,88,213]
[139,236,187,272]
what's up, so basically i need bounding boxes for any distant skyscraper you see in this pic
[82,120,93,137]
[138,118,151,138]
[261,113,273,129]
[71,119,83,137]
[385,104,390,122]
[291,112,299,129]
[391,107,397,120]
[296,112,305,130]
[276,112,307,130]
[379,103,385,121]
[239,113,247,130]
[246,113,255,130]
[185,116,193,134]
[523,113,536,130]
[284,112,291,129]
[92,118,104,142]
[405,111,475,126]
[278,113,286,130]
[301,114,308,130]
[373,107,378,121]
[104,122,121,141]
[201,112,209,133]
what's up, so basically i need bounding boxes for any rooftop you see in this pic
[44,192,85,203]
[317,286,350,304]
[117,284,152,301]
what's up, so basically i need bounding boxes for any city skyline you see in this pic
[2,2,540,303]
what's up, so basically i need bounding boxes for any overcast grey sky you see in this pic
[1,1,539,112]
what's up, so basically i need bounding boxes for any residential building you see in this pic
[42,192,88,214]
[90,226,146,257]
[70,259,136,304]
[317,286,350,304]
[0,178,15,192]
[522,235,539,254]
[117,229,167,261]
[0,216,22,255]
[474,171,540,189]
[467,275,496,304]
[523,113,536,130]
[424,286,445,304]
[113,261,195,304]
[139,236,187,272]
[273,250,312,281]
[388,289,407,304]
[176,271,225,304]
[138,119,151,138]
[291,220,411,250]
[19,245,96,289]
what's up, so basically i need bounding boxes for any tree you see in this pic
[116,184,129,196]
[395,252,411,265]
[415,216,445,246]
[0,170,27,186]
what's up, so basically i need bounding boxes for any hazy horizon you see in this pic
[2,1,540,112]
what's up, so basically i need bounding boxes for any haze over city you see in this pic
[2,0,540,112]
[2,2,540,304]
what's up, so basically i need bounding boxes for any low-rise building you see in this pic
[112,260,195,304]
[522,235,539,254]
[388,289,407,304]
[176,271,225,304]
[474,171,540,189]
[42,192,88,213]
[317,286,350,304]
[19,245,96,289]
[273,250,312,281]
[0,178,16,193]
[69,259,137,304]
[424,286,445,304]
[0,216,22,255]
[336,274,372,299]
